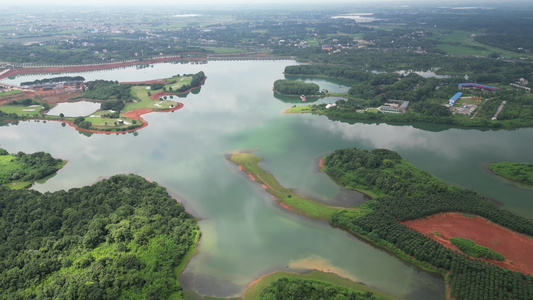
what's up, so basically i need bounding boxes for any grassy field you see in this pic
[0,153,65,189]
[85,115,133,127]
[243,270,398,300]
[129,86,181,110]
[0,155,29,189]
[165,76,193,90]
[0,90,24,96]
[428,29,532,59]
[229,152,341,220]
[0,105,43,115]
[456,97,483,106]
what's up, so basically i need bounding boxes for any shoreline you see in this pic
[228,152,341,220]
[2,102,184,134]
[0,75,205,134]
[0,54,286,81]
[483,161,533,188]
[242,270,398,300]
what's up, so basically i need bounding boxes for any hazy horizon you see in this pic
[2,0,532,7]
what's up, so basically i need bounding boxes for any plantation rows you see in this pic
[325,147,533,300]
[331,209,533,300]
[375,191,533,236]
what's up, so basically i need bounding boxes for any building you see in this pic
[449,92,463,106]
[458,83,501,92]
[379,100,409,114]
[510,79,530,92]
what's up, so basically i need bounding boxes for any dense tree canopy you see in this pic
[0,148,64,188]
[489,162,533,185]
[273,79,320,96]
[84,80,133,101]
[324,147,533,300]
[260,277,384,300]
[20,76,85,86]
[0,174,198,300]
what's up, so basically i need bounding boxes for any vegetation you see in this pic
[0,72,204,133]
[173,71,206,93]
[244,271,396,300]
[0,174,199,300]
[284,65,372,82]
[259,277,386,300]
[20,76,84,86]
[273,79,320,96]
[283,64,533,129]
[324,148,447,198]
[0,148,65,189]
[5,98,50,111]
[489,162,533,185]
[229,152,338,220]
[450,237,505,261]
[324,147,533,300]
[84,80,133,101]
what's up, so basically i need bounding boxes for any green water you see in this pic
[2,60,533,299]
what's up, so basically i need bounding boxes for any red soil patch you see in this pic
[319,158,324,169]
[279,202,294,212]
[238,165,257,181]
[403,213,533,275]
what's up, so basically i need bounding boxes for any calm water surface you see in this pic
[46,101,101,117]
[2,61,533,299]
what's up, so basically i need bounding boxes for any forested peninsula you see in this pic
[0,174,199,300]
[234,148,533,300]
[489,162,533,185]
[0,148,65,189]
[324,148,533,300]
[283,64,533,129]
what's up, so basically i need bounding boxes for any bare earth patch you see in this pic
[403,213,533,275]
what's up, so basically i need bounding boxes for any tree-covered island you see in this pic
[489,162,533,186]
[0,174,199,300]
[273,79,322,97]
[0,148,65,189]
[232,148,533,300]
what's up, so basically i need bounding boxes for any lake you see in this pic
[1,60,533,299]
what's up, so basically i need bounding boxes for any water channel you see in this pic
[1,60,533,299]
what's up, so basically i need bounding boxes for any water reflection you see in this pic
[46,101,100,117]
[7,60,533,300]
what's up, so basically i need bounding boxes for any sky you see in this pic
[3,0,527,7]
[6,0,367,5]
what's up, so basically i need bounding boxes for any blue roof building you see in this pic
[449,92,462,106]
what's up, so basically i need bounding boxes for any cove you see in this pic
[1,60,533,299]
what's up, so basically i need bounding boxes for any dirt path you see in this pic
[403,213,533,275]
